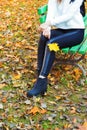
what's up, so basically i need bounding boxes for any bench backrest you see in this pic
[38,4,48,23]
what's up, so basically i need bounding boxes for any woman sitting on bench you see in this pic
[27,0,85,97]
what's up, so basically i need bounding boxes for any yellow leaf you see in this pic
[58,106,64,110]
[29,106,47,115]
[64,123,69,129]
[0,62,3,68]
[29,106,40,115]
[35,97,40,102]
[0,34,3,38]
[48,43,60,52]
[55,96,61,100]
[48,101,57,105]
[83,121,87,127]
[25,22,32,30]
[0,45,4,49]
[78,121,87,130]
[64,65,72,71]
[73,68,82,81]
[72,118,77,123]
[70,107,76,114]
[40,109,47,114]
[12,72,21,80]
[2,97,7,103]
[0,84,6,89]
[64,123,72,129]
[55,128,60,130]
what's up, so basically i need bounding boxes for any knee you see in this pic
[46,42,60,52]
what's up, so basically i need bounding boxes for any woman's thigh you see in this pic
[47,29,84,49]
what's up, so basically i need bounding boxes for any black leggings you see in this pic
[37,29,84,77]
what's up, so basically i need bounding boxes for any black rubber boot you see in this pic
[27,78,47,97]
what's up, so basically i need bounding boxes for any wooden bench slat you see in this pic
[62,48,69,54]
[69,44,81,54]
[84,21,87,26]
[84,28,87,37]
[40,15,46,23]
[78,39,87,54]
[83,14,87,21]
[38,4,48,15]
[84,15,87,26]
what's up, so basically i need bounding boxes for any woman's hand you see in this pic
[43,27,51,39]
[38,25,45,33]
[38,21,51,33]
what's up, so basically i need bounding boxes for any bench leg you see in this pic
[54,54,86,77]
[73,63,86,77]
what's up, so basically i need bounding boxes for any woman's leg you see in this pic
[37,34,48,75]
[49,29,84,49]
[27,29,65,97]
[37,29,64,75]
[39,29,84,77]
[27,29,84,97]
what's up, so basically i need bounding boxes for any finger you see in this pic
[43,32,48,38]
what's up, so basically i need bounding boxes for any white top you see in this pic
[46,0,85,29]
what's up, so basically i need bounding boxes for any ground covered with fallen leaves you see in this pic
[0,0,87,130]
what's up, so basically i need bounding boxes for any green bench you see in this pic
[37,4,87,77]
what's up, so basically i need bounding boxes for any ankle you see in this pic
[39,75,46,79]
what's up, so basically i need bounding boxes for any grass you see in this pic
[0,0,87,129]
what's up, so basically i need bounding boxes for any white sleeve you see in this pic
[46,0,57,22]
[50,0,84,26]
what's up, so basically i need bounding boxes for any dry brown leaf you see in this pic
[63,65,72,71]
[55,128,60,130]
[72,118,77,123]
[0,62,3,68]
[12,72,21,80]
[25,22,32,30]
[78,121,87,130]
[29,106,40,115]
[83,122,87,127]
[85,54,87,58]
[2,97,7,103]
[55,96,61,100]
[70,107,76,114]
[73,68,82,80]
[29,106,47,115]
[64,123,72,129]
[40,109,47,114]
[24,45,36,50]
[0,83,6,89]
[0,45,4,49]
